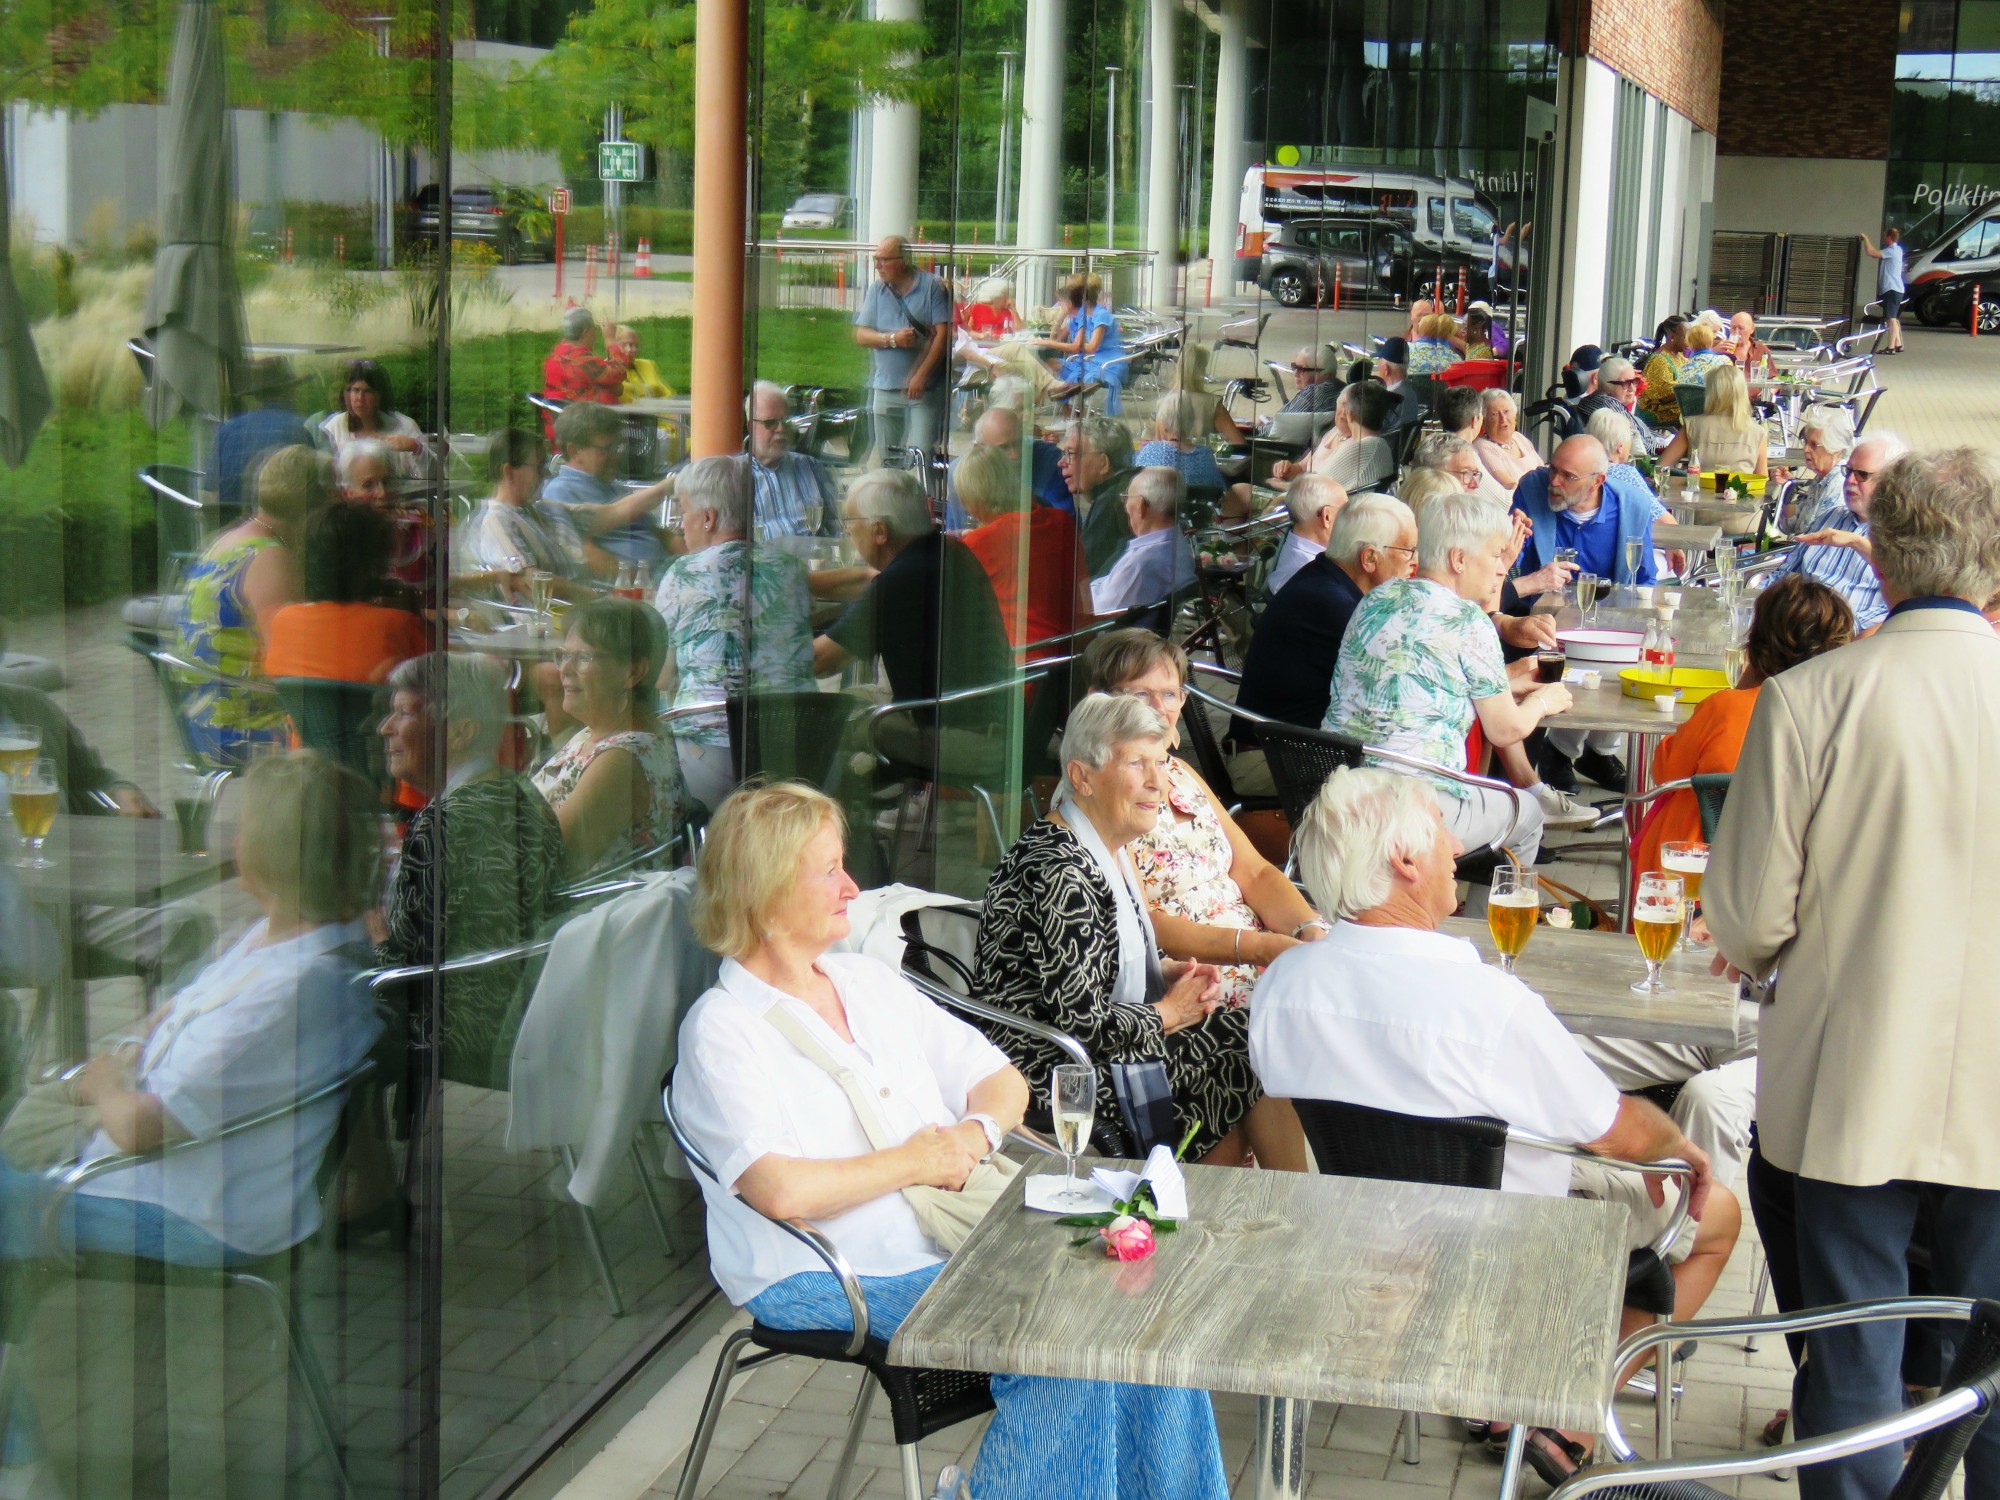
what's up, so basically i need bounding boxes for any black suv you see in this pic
[1257,216,1413,307]
[407,184,552,262]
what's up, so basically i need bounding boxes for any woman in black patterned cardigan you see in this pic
[972,693,1305,1168]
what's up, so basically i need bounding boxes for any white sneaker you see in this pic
[1535,784,1600,830]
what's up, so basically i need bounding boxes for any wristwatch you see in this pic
[964,1113,1003,1160]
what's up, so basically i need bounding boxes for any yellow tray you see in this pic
[1701,471,1767,496]
[1619,666,1731,703]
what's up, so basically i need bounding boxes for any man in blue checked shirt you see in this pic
[1774,431,1905,633]
[745,381,839,538]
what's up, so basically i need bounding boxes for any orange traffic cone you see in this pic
[635,237,652,279]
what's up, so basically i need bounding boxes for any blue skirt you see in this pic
[748,1265,1228,1500]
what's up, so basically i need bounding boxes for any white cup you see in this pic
[1580,669,1603,690]
[1653,692,1678,715]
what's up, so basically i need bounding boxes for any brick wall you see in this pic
[1570,0,1724,132]
[1715,0,1899,158]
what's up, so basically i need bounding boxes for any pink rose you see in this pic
[1101,1214,1156,1262]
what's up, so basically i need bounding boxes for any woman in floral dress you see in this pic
[1081,630,1326,1008]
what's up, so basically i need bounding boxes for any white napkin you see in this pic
[1089,1144,1190,1219]
[1023,1173,1115,1214]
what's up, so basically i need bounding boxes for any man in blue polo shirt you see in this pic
[1512,434,1659,792]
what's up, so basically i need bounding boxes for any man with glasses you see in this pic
[1772,431,1905,632]
[537,402,673,577]
[942,404,1073,530]
[1277,344,1343,416]
[743,380,838,538]
[852,234,953,462]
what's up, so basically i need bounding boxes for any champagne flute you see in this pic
[9,756,58,870]
[1486,866,1539,974]
[1577,572,1603,622]
[1623,536,1645,587]
[1724,643,1749,688]
[1661,841,1711,952]
[1630,872,1685,994]
[1050,1064,1097,1206]
[1555,546,1580,607]
[528,570,555,631]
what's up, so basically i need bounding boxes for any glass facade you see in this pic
[1889,0,2000,244]
[0,1,1552,1497]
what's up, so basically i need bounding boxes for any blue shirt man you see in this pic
[942,407,1074,529]
[1773,440,1895,630]
[1511,436,1657,588]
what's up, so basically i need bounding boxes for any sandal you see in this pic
[1522,1428,1591,1486]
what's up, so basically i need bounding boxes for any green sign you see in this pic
[598,140,643,183]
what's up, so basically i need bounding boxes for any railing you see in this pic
[751,240,1157,317]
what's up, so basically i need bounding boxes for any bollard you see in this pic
[333,233,345,266]
[1456,266,1467,315]
[1973,283,1983,338]
[1331,271,1340,312]
[836,257,846,296]
[282,226,294,264]
[635,237,652,278]
[583,244,599,299]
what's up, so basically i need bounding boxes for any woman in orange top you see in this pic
[1634,575,1854,885]
[953,442,1092,657]
[263,502,428,684]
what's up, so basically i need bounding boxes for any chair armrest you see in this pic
[902,967,1094,1072]
[661,1081,871,1354]
[1007,1124,1063,1158]
[148,647,283,701]
[657,699,727,731]
[863,670,1051,767]
[1187,662,1243,687]
[43,1060,376,1261]
[1503,1130,1694,1265]
[364,938,554,993]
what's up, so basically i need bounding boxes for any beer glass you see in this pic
[1661,840,1710,951]
[1630,872,1685,993]
[0,721,40,778]
[1487,867,1539,974]
[9,756,58,869]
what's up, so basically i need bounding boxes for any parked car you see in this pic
[407,184,553,263]
[780,192,850,231]
[1908,271,2000,333]
[1256,216,1413,307]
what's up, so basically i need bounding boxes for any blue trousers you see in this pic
[0,1155,241,1266]
[749,1265,1228,1500]
[1791,1175,2000,1500]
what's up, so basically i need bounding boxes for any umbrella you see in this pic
[143,0,247,429]
[0,116,52,467]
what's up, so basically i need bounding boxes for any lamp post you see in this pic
[362,15,393,273]
[1104,64,1122,252]
[995,50,1019,243]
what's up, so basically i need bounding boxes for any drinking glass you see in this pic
[1050,1064,1097,1206]
[9,756,58,870]
[1723,643,1749,688]
[1577,572,1604,622]
[801,497,824,535]
[1622,537,1645,586]
[1631,873,1686,994]
[528,570,556,630]
[1660,841,1711,951]
[0,721,40,779]
[1555,546,1580,605]
[1486,866,1539,974]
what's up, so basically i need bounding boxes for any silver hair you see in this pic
[1414,432,1473,470]
[387,651,509,764]
[559,305,595,342]
[1153,389,1200,444]
[1128,465,1184,518]
[844,467,933,541]
[1286,473,1347,529]
[678,454,753,534]
[1059,692,1169,780]
[1596,355,1636,387]
[1328,493,1417,566]
[1584,408,1634,461]
[1481,388,1518,413]
[1416,490,1510,575]
[1297,767,1445,921]
[1799,405,1857,456]
[744,379,789,419]
[1870,448,2000,604]
[1850,430,1909,465]
[336,436,393,486]
[1075,412,1133,471]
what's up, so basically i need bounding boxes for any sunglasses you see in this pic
[1845,467,1877,483]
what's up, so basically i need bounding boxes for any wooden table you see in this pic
[891,1163,1630,1500]
[1442,917,1739,1046]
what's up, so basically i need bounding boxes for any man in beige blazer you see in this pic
[1707,447,2000,1500]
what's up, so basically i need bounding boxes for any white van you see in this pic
[1233,166,1499,289]
[1906,199,2000,325]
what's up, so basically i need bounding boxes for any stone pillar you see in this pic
[1145,0,1180,308]
[691,0,746,457]
[865,0,921,241]
[1016,0,1065,306]
[1204,0,1248,293]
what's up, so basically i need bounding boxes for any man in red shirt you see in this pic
[540,307,632,436]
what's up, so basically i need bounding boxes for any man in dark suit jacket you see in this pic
[1059,414,1139,578]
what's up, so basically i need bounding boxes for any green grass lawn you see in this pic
[1,307,864,618]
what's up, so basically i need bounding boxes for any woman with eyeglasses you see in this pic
[1081,630,1324,1015]
[318,359,426,476]
[530,596,685,874]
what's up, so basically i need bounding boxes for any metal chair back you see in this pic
[274,677,390,789]
[1253,719,1369,828]
[137,465,210,591]
[1675,382,1707,418]
[1293,1098,1508,1190]
[1691,773,1731,843]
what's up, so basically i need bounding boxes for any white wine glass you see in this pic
[1623,537,1645,587]
[1578,572,1603,622]
[1050,1063,1096,1206]
[1631,872,1685,994]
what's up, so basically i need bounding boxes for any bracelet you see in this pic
[1232,928,1242,961]
[1292,918,1332,939]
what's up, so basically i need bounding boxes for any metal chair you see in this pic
[725,689,869,792]
[663,1074,1002,1500]
[134,640,284,822]
[1554,1296,2000,1500]
[1675,382,1708,419]
[1292,1098,1694,1470]
[1214,311,1270,357]
[137,464,211,590]
[273,677,390,789]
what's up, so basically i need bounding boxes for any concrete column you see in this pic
[1016,0,1064,303]
[1144,0,1180,308]
[691,0,746,457]
[1204,0,1248,292]
[865,0,921,241]
[1547,54,1617,366]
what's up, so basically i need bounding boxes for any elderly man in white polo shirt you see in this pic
[1250,767,1740,1478]
[1267,473,1348,594]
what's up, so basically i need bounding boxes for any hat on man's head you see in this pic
[1376,336,1410,367]
[1568,344,1604,374]
[237,356,300,400]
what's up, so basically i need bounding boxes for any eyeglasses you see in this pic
[1291,363,1320,375]
[1610,377,1641,388]
[1378,544,1419,558]
[1120,687,1183,711]
[748,416,786,430]
[554,650,607,669]
[1845,466,1877,483]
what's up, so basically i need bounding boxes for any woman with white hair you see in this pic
[973,693,1302,1167]
[1325,491,1575,864]
[1660,363,1768,477]
[1787,406,1858,527]
[1474,389,1546,491]
[651,455,815,812]
[674,781,1230,1500]
[378,653,567,1083]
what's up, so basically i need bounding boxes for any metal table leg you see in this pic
[1253,1396,1310,1500]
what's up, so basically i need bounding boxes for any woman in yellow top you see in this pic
[1638,315,1691,427]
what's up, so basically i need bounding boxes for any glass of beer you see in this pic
[1630,872,1686,993]
[1487,866,1540,974]
[9,756,58,869]
[1661,840,1710,951]
[0,721,40,778]
[1535,648,1567,684]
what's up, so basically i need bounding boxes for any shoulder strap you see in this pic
[762,1003,900,1153]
